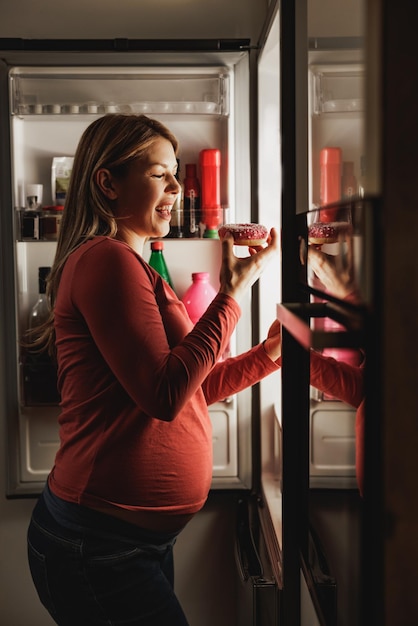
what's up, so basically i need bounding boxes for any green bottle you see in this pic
[148,240,175,291]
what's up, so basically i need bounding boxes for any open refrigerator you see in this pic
[0,42,256,497]
[0,31,284,625]
[0,1,370,624]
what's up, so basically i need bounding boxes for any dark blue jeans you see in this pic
[27,489,190,625]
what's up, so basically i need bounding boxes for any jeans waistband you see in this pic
[42,482,180,545]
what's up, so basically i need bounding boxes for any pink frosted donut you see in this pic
[308,221,351,245]
[218,223,268,246]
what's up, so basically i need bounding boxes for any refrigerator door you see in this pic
[257,2,365,625]
[0,40,255,496]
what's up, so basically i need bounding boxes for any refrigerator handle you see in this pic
[303,523,337,626]
[235,498,264,582]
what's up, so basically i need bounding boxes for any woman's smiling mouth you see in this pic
[156,205,173,220]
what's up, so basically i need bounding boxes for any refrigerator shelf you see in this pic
[276,302,364,351]
[14,101,223,117]
[310,63,364,116]
[9,66,231,117]
[321,98,363,114]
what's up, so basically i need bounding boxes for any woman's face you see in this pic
[110,137,180,240]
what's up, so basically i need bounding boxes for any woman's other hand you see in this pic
[263,319,281,362]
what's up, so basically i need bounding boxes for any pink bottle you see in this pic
[181,272,217,324]
[199,149,222,238]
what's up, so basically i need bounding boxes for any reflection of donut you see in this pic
[308,221,351,245]
[218,223,268,246]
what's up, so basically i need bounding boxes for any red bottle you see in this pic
[199,149,222,238]
[319,147,342,222]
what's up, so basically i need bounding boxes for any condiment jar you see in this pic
[41,205,64,241]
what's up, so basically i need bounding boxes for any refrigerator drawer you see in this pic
[210,400,238,478]
[17,403,238,489]
[309,401,357,489]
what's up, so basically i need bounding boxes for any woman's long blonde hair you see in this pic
[28,114,178,355]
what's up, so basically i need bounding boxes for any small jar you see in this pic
[40,205,64,241]
[17,208,41,241]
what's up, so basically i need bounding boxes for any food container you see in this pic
[41,205,64,241]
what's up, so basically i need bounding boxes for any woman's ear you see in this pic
[96,169,118,200]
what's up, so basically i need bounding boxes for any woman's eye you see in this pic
[152,174,164,179]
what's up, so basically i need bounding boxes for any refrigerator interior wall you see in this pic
[6,56,253,495]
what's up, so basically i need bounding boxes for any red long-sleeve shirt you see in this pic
[49,237,280,521]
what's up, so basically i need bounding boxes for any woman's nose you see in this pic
[168,174,181,194]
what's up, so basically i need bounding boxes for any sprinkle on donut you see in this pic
[218,223,268,246]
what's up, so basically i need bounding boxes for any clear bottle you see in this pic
[183,163,201,238]
[29,266,51,331]
[181,272,217,324]
[148,240,175,291]
[358,155,366,198]
[23,266,60,405]
[341,161,358,200]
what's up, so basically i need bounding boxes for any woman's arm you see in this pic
[65,240,240,421]
[310,350,364,408]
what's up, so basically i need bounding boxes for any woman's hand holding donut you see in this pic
[308,246,355,299]
[218,227,279,303]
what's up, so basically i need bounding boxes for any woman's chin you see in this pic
[159,224,171,238]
